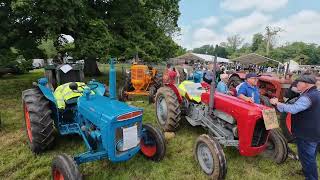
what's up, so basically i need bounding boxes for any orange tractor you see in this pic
[119,64,162,103]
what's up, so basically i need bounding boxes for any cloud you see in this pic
[198,16,219,27]
[192,28,226,48]
[224,12,271,34]
[272,10,320,44]
[221,0,288,12]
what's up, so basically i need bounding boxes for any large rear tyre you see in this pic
[118,86,128,102]
[155,87,181,132]
[148,86,157,104]
[263,129,288,164]
[52,154,82,180]
[194,134,227,180]
[22,88,55,154]
[140,124,166,161]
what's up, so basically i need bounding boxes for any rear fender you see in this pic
[165,84,182,104]
[37,78,56,104]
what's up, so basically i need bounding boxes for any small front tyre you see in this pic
[262,129,288,164]
[52,154,82,180]
[140,124,166,161]
[194,134,227,180]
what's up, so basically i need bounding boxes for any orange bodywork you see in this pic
[125,65,157,96]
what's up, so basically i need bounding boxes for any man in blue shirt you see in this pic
[217,74,230,94]
[270,75,320,180]
[237,73,260,104]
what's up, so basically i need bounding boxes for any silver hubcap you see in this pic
[197,143,214,174]
[157,95,167,125]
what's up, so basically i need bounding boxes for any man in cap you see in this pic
[270,75,320,180]
[237,73,260,104]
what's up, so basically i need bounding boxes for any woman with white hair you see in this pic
[217,74,230,94]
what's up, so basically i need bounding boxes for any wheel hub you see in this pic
[156,95,168,125]
[197,143,214,174]
[24,104,32,142]
[53,169,65,180]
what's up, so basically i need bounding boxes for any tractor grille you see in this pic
[131,67,146,81]
[251,119,268,147]
[115,122,141,155]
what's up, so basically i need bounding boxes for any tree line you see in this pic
[192,32,320,66]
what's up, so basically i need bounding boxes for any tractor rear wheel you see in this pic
[153,72,163,89]
[155,87,181,132]
[22,88,55,154]
[194,134,227,180]
[263,129,288,164]
[227,75,242,89]
[148,85,157,104]
[140,124,166,161]
[260,95,272,107]
[52,154,82,180]
[118,86,128,102]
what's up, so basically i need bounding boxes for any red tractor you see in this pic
[228,72,292,105]
[155,79,288,179]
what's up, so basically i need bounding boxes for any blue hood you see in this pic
[78,95,142,121]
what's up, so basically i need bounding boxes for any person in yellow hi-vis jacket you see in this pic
[54,82,94,109]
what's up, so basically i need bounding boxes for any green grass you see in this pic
[0,65,312,180]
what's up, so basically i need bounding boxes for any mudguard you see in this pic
[37,78,57,104]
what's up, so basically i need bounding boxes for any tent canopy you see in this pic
[231,53,281,65]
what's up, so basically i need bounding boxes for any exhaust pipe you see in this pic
[109,58,116,99]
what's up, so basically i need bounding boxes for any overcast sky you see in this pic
[175,0,320,50]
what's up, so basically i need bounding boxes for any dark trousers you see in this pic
[296,138,320,180]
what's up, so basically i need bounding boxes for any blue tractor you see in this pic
[22,59,166,180]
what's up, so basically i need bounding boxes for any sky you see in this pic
[175,0,320,50]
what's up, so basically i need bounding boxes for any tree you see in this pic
[251,33,264,52]
[2,0,183,76]
[265,26,283,56]
[226,34,244,52]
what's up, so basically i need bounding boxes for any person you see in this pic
[237,73,260,104]
[217,74,230,94]
[163,64,177,84]
[284,80,300,100]
[270,75,320,180]
[316,77,320,90]
[203,64,214,84]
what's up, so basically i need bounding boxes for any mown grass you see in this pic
[0,64,313,180]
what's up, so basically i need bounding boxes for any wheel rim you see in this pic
[53,169,65,180]
[156,95,167,125]
[140,137,157,157]
[24,103,32,142]
[197,142,214,174]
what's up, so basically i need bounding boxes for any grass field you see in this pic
[0,64,313,180]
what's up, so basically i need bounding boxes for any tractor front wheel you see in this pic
[22,88,55,154]
[194,134,227,180]
[140,124,166,161]
[155,86,181,132]
[52,154,82,180]
[263,129,288,164]
[148,86,157,104]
